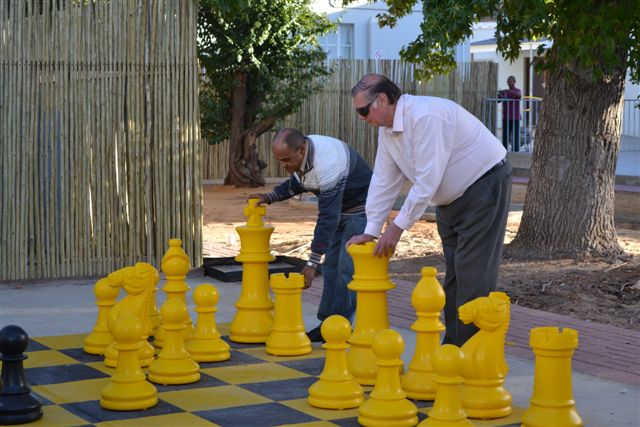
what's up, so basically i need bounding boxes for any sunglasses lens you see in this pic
[356,106,369,117]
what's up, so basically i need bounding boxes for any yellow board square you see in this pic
[237,345,325,363]
[95,412,220,427]
[25,405,88,427]
[159,384,270,412]
[32,378,110,404]
[201,362,308,385]
[281,398,360,420]
[33,334,87,350]
[24,350,79,369]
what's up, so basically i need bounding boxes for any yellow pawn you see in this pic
[100,314,157,411]
[358,329,418,427]
[266,273,311,356]
[229,199,275,343]
[186,284,230,362]
[402,267,445,400]
[155,239,195,347]
[419,345,472,426]
[522,327,583,427]
[148,298,200,385]
[347,242,395,385]
[84,278,120,355]
[459,292,512,418]
[307,315,364,409]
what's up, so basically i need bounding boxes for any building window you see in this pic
[319,24,353,59]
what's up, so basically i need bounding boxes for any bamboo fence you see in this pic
[202,59,498,179]
[0,0,202,281]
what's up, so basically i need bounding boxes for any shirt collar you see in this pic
[296,137,314,177]
[391,94,407,132]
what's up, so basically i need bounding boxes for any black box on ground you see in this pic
[203,256,309,282]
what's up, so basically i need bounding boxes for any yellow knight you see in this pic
[458,291,512,419]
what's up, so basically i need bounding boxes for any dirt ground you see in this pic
[203,182,640,331]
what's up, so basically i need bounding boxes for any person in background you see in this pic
[498,75,522,152]
[250,128,372,342]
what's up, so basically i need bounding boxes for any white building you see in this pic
[311,1,424,61]
[313,2,638,100]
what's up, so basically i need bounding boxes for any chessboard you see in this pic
[21,323,525,427]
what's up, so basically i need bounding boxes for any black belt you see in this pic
[479,157,507,180]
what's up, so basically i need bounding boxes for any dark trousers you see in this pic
[436,160,512,346]
[502,119,520,152]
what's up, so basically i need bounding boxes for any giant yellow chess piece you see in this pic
[459,291,512,419]
[347,241,395,385]
[308,315,364,409]
[103,264,157,368]
[155,239,195,347]
[266,273,311,356]
[358,329,418,427]
[402,267,445,400]
[186,284,230,362]
[84,277,120,355]
[419,345,472,427]
[229,198,275,343]
[100,314,157,411]
[148,298,201,385]
[522,327,583,427]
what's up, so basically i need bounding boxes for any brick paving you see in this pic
[302,276,640,387]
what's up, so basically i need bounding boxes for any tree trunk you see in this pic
[506,47,628,259]
[224,72,266,188]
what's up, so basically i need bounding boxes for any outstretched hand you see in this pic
[247,194,269,206]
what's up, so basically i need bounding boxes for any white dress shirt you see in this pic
[364,94,507,236]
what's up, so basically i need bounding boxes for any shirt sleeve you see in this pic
[364,137,406,237]
[393,114,452,231]
[265,176,303,203]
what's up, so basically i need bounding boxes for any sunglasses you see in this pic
[355,95,379,117]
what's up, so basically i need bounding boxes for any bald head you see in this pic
[273,128,306,151]
[351,74,402,105]
[272,128,307,174]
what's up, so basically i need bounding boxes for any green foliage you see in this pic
[343,0,639,83]
[198,0,334,143]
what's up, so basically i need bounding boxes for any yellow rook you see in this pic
[522,327,583,427]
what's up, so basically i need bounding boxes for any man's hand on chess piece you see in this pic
[248,194,270,206]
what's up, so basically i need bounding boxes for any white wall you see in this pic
[312,1,422,60]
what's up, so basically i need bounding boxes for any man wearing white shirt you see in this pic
[347,74,512,346]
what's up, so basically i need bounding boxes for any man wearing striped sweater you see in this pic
[250,128,372,342]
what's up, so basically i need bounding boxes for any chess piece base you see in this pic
[148,359,200,385]
[83,332,112,355]
[308,381,364,410]
[358,399,418,427]
[187,340,230,363]
[0,394,43,425]
[462,383,512,419]
[100,382,158,411]
[266,332,311,356]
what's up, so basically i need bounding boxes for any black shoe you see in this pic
[306,324,324,343]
